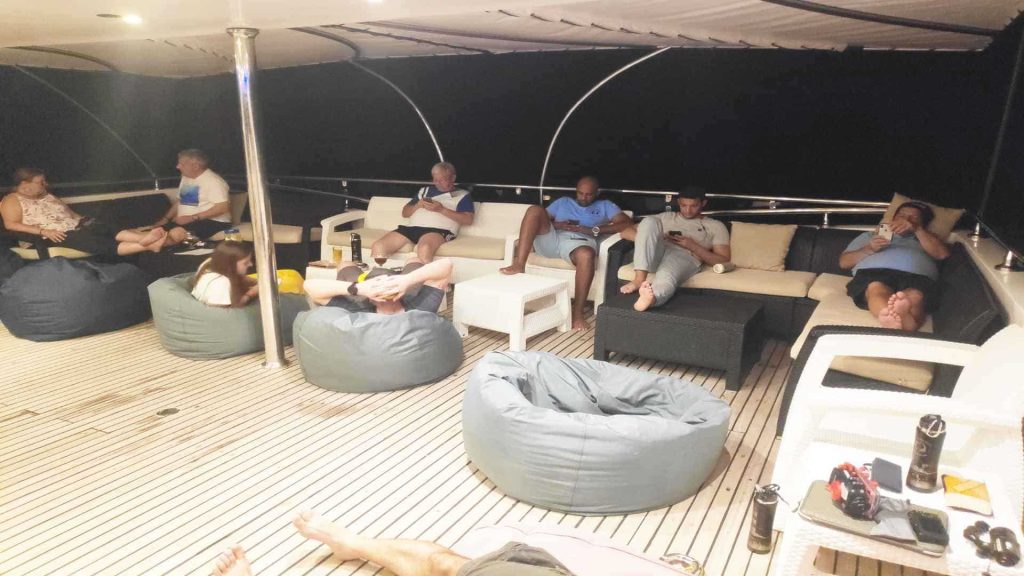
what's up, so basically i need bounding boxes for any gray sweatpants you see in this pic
[632,216,702,307]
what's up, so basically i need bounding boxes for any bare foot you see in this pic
[293,511,364,561]
[620,280,641,294]
[500,263,524,275]
[633,281,656,312]
[888,291,911,316]
[877,306,903,330]
[211,546,251,576]
[139,227,166,247]
[570,313,589,331]
[148,231,168,253]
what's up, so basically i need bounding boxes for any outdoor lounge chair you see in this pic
[769,325,1023,575]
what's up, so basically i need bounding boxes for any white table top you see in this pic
[456,273,568,297]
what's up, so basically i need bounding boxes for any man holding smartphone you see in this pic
[500,176,631,330]
[619,186,730,311]
[370,162,474,264]
[839,201,950,331]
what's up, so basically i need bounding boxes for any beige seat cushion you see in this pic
[791,294,934,392]
[325,228,506,260]
[210,222,313,244]
[618,263,815,298]
[730,222,797,271]
[12,246,92,260]
[528,253,574,270]
[808,273,852,301]
[880,193,964,240]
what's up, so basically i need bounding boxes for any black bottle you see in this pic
[350,232,363,264]
[907,414,946,492]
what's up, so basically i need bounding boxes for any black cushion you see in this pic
[807,228,862,276]
[0,249,23,285]
[932,243,1002,342]
[0,258,151,341]
[783,226,818,272]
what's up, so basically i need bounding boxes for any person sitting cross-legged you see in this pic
[500,176,631,330]
[839,200,950,332]
[619,185,730,312]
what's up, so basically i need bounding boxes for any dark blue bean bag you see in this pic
[463,351,731,514]
[294,306,463,393]
[0,257,151,342]
[0,249,23,285]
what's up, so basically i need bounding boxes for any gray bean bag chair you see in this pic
[463,351,731,514]
[0,248,24,285]
[0,257,151,342]
[148,274,309,359]
[293,306,463,393]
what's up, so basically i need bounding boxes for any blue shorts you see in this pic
[532,229,597,263]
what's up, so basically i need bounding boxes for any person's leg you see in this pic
[115,235,167,255]
[568,246,596,330]
[165,226,188,246]
[371,230,414,261]
[864,281,902,329]
[210,546,251,576]
[889,288,926,332]
[414,232,447,263]
[621,216,664,294]
[501,205,551,274]
[294,511,468,576]
[115,227,165,247]
[635,249,700,312]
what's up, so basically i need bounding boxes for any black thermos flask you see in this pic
[350,232,362,264]
[907,414,946,492]
[748,484,779,553]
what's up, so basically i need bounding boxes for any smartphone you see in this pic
[565,219,579,225]
[908,510,949,546]
[878,223,893,240]
[669,231,682,237]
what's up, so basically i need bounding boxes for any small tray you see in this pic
[799,480,948,557]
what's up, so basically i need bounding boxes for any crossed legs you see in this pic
[113,227,167,255]
[864,281,926,332]
[210,512,469,576]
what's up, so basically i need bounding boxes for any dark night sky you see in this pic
[1,19,1021,244]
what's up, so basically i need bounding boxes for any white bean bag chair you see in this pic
[463,351,730,514]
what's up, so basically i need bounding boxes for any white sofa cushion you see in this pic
[791,294,934,391]
[617,264,816,298]
[211,222,312,244]
[326,226,507,260]
[807,273,851,301]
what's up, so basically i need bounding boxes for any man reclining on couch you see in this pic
[839,201,950,332]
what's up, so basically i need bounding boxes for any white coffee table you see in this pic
[454,273,570,351]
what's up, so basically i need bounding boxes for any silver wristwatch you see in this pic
[592,225,601,237]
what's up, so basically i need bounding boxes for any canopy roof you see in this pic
[2,0,1022,77]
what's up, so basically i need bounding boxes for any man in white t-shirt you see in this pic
[153,148,233,244]
[369,162,474,263]
[620,186,731,311]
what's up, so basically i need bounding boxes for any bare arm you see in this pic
[303,278,355,306]
[595,212,632,235]
[913,228,950,261]
[174,201,230,225]
[418,199,474,226]
[401,201,419,218]
[154,199,179,227]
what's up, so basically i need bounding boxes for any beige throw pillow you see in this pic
[730,222,798,272]
[880,193,964,240]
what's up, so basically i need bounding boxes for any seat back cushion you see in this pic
[784,226,818,272]
[457,202,531,240]
[932,243,1003,343]
[363,196,411,231]
[808,228,862,276]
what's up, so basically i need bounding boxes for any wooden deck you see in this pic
[0,315,941,576]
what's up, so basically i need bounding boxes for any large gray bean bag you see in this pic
[463,351,731,514]
[0,257,151,342]
[149,274,309,359]
[293,306,463,393]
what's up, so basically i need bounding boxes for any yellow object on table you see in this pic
[248,269,305,294]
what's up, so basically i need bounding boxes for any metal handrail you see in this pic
[702,207,885,216]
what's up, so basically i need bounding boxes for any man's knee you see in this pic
[570,246,596,268]
[865,281,893,296]
[637,216,660,234]
[427,550,468,576]
[524,205,547,220]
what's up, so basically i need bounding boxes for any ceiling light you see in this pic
[122,14,143,24]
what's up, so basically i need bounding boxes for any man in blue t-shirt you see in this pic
[501,176,631,330]
[839,201,950,332]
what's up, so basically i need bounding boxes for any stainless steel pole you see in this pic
[229,27,285,368]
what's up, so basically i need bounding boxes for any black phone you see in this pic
[908,510,949,546]
[669,231,682,237]
[565,219,579,225]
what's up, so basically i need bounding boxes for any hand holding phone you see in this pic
[668,230,682,237]
[878,223,893,241]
